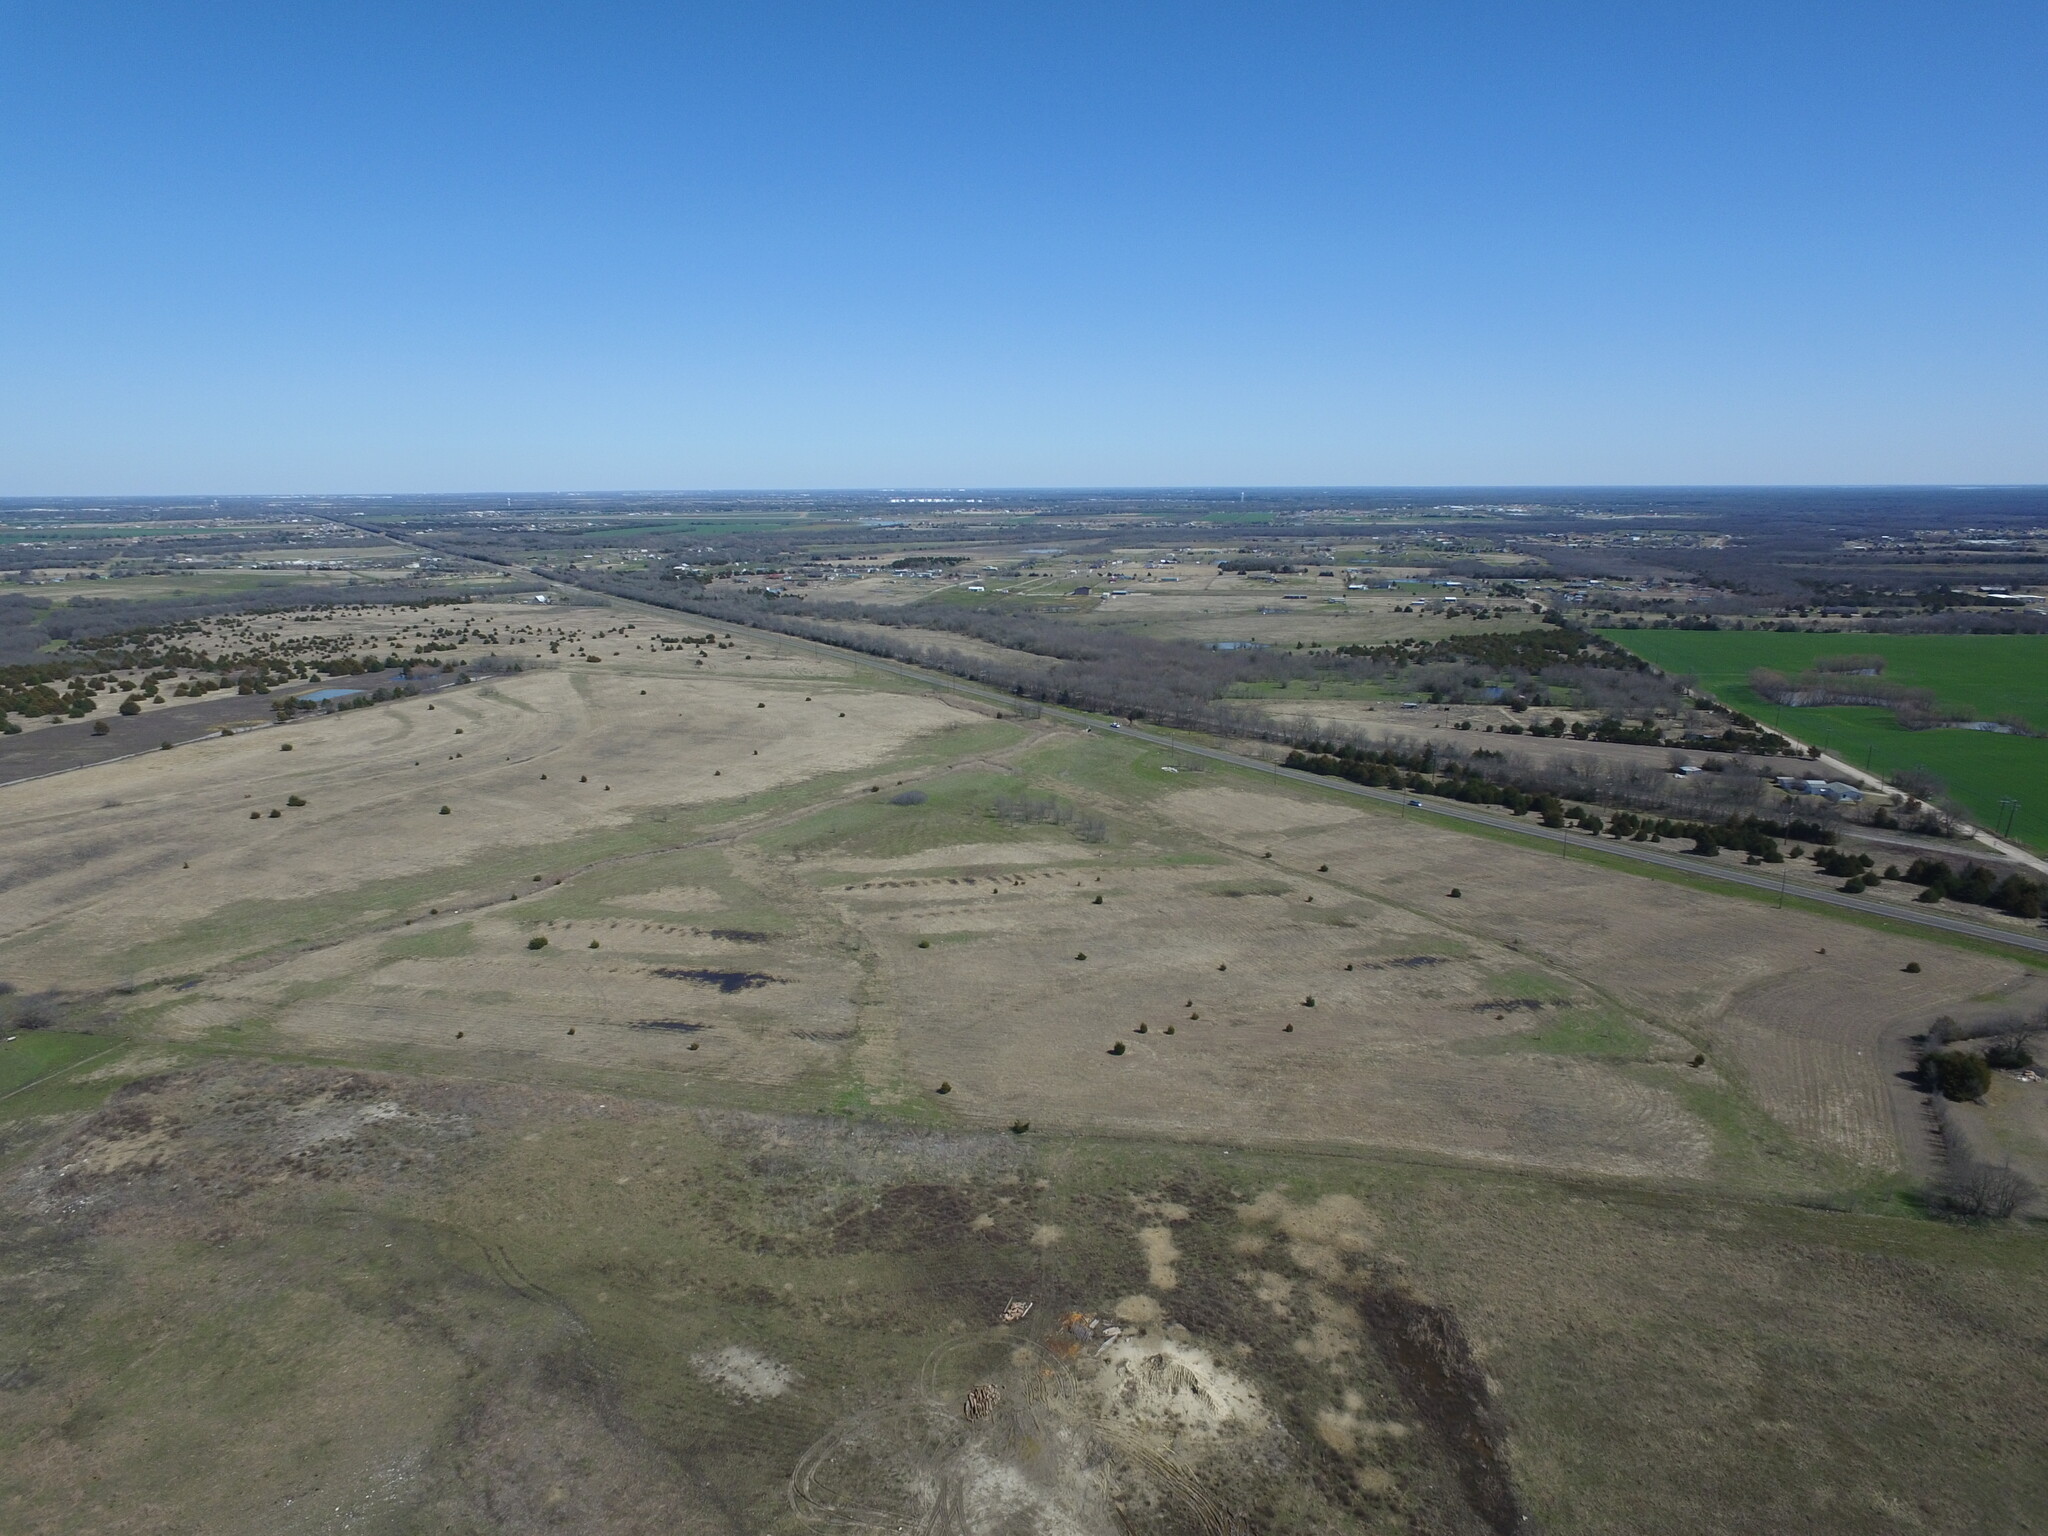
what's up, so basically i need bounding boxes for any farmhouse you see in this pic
[1776,776,1866,803]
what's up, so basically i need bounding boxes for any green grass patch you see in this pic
[754,769,1054,861]
[1029,731,1189,804]
[0,1030,115,1096]
[1654,1069,1826,1188]
[1497,1005,1649,1057]
[0,1032,125,1123]
[377,923,477,962]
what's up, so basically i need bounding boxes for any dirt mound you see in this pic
[691,1344,799,1401]
[1087,1334,1267,1444]
[795,1330,1279,1536]
[13,1062,478,1216]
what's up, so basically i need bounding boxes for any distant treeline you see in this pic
[570,567,1709,730]
[0,584,491,667]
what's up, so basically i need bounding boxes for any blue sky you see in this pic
[2,2,2042,491]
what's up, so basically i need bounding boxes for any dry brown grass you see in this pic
[9,623,2034,1194]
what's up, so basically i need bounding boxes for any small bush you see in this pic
[935,1081,951,1094]
[527,936,549,950]
[1924,1049,1991,1102]
[279,742,292,750]
[1009,1119,1030,1134]
[1986,1041,2035,1071]
[1107,1041,1124,1055]
[285,794,306,807]
[916,939,930,948]
[1075,952,1087,961]
[589,940,600,949]
[1902,961,1921,973]
[439,805,451,814]
[1091,894,1102,904]
[91,720,109,736]
[8,992,59,1030]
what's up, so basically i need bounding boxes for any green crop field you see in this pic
[1602,630,2048,851]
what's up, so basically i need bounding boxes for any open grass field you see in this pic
[1603,630,2048,850]
[2,596,2046,1533]
[824,553,1541,649]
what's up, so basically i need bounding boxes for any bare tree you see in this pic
[1987,1012,2045,1069]
[1943,1160,2036,1221]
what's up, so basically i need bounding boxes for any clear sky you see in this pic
[2,2,2043,492]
